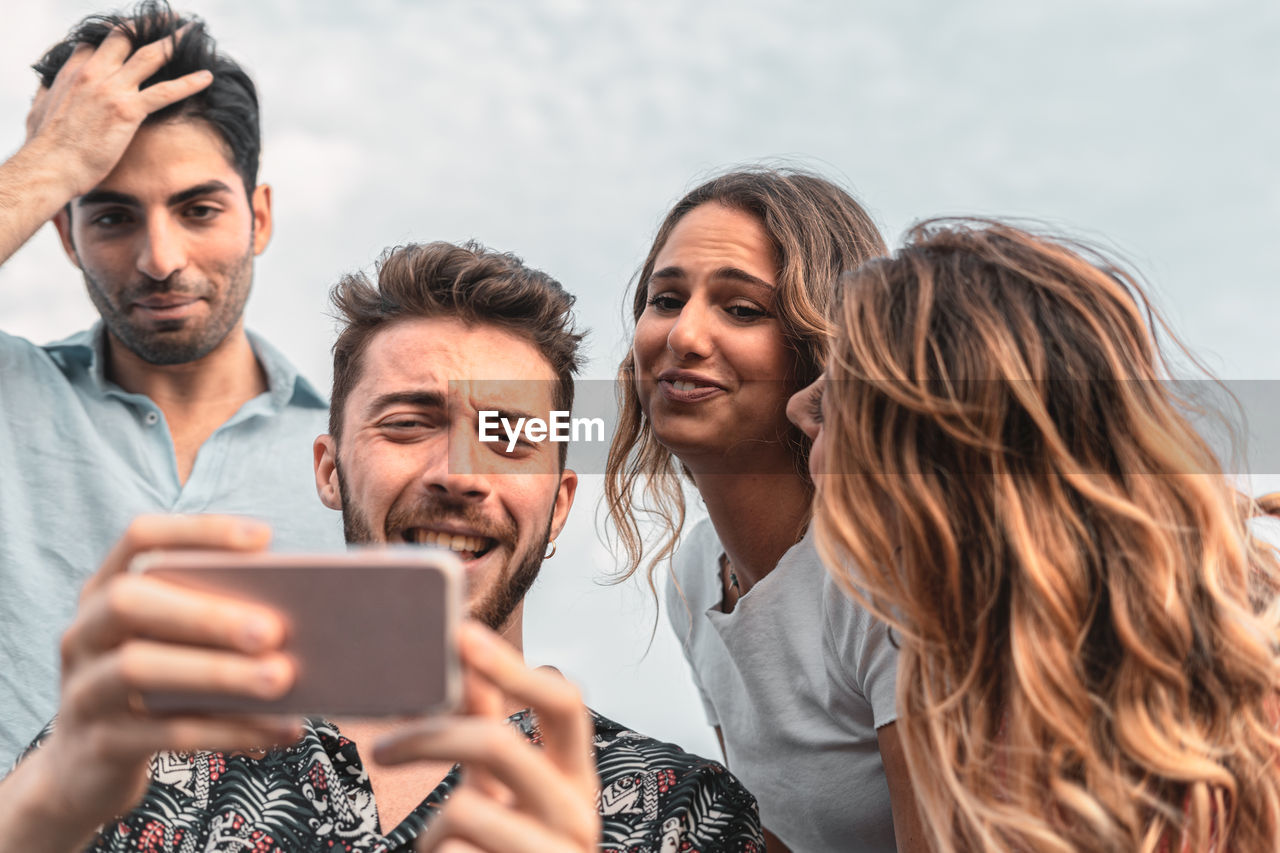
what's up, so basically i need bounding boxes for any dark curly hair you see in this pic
[33,0,260,198]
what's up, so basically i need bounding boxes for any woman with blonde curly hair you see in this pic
[788,219,1280,852]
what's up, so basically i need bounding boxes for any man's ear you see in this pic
[313,434,343,510]
[547,468,578,541]
[52,207,81,269]
[251,183,272,255]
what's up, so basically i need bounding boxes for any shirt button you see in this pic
[144,412,159,425]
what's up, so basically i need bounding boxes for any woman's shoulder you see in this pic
[816,547,901,656]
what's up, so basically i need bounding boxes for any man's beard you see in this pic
[81,243,254,365]
[336,463,552,632]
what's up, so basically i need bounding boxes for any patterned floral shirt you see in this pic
[26,710,761,852]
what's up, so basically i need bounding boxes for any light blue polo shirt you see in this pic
[0,324,345,770]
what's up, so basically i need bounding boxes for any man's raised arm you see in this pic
[0,26,211,268]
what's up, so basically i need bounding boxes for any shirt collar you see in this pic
[41,323,106,387]
[42,321,327,410]
[245,329,328,410]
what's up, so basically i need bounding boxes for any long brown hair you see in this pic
[815,218,1280,851]
[604,167,886,588]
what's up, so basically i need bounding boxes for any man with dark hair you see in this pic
[0,241,762,852]
[0,2,341,768]
[320,241,585,629]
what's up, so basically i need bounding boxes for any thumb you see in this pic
[82,514,271,598]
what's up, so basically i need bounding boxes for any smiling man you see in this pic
[0,3,341,768]
[316,326,566,636]
[313,244,583,640]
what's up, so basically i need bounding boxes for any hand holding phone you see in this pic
[372,623,602,853]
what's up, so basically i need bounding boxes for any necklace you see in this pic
[720,553,741,612]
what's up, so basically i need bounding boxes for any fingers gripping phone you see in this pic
[129,548,463,717]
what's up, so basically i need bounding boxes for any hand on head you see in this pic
[14,514,299,850]
[373,622,601,853]
[25,24,212,198]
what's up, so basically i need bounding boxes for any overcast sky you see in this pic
[2,0,1276,760]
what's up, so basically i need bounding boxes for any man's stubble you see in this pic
[79,240,254,366]
[334,459,551,632]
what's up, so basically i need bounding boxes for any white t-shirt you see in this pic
[665,517,899,852]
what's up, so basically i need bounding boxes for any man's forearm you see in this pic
[0,139,75,271]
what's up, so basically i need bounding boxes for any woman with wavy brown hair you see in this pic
[788,218,1280,852]
[605,168,929,851]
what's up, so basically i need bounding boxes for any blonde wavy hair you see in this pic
[814,219,1280,852]
[604,167,885,589]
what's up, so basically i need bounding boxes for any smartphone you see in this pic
[129,548,463,717]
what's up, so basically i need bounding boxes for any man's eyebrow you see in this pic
[76,189,139,208]
[476,405,539,423]
[75,181,237,210]
[167,180,236,206]
[365,390,446,415]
